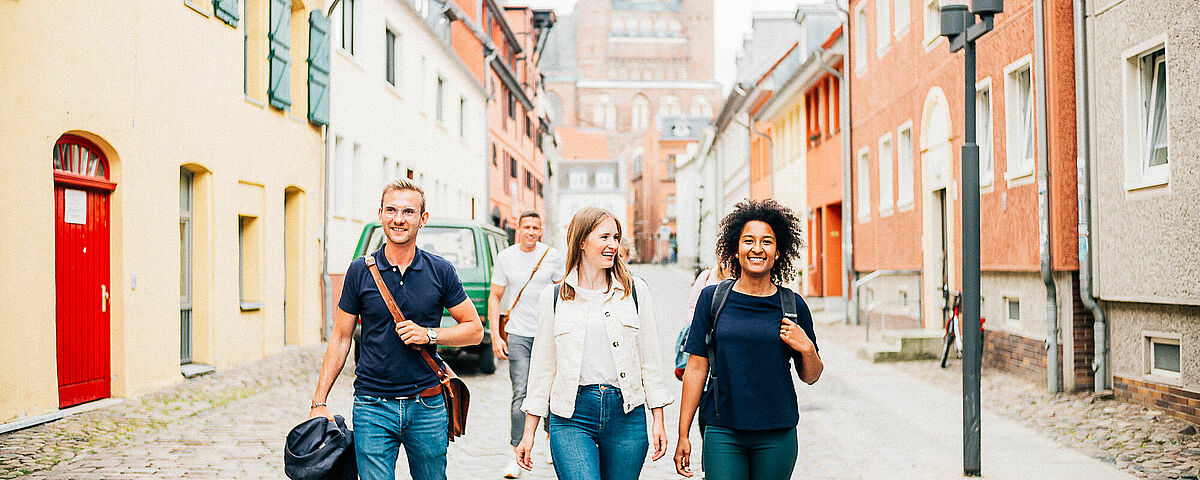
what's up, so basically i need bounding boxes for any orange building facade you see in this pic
[848,0,1092,389]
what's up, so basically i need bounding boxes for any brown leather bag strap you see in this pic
[504,248,551,317]
[364,255,450,383]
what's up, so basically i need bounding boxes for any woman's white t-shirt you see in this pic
[575,286,621,386]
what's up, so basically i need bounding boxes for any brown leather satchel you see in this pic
[364,255,470,441]
[497,248,550,343]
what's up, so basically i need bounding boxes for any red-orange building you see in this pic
[629,117,706,263]
[848,0,1090,390]
[449,0,555,239]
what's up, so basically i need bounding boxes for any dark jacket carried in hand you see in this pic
[284,415,357,480]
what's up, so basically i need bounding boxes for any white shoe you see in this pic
[503,460,522,479]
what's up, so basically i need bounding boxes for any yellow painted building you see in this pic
[0,0,328,425]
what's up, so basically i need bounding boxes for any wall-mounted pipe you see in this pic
[1033,0,1059,394]
[1072,0,1107,393]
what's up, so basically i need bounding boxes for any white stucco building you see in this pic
[323,0,488,278]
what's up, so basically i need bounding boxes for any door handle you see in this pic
[101,285,109,313]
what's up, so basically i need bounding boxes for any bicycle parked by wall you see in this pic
[940,285,985,368]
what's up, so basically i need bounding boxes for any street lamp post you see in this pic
[939,0,1002,476]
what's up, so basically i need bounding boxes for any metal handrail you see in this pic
[852,270,922,342]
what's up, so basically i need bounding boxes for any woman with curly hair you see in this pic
[673,199,823,480]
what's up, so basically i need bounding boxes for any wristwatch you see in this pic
[426,328,438,345]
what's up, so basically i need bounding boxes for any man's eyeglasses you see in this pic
[381,206,421,220]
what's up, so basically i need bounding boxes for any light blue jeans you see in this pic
[352,393,448,480]
[548,385,648,480]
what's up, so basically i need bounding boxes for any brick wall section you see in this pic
[1115,376,1200,426]
[1071,272,1096,391]
[983,328,1063,385]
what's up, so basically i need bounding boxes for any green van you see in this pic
[352,219,510,374]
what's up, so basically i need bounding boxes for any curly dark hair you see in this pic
[716,199,805,285]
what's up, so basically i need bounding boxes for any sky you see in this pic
[507,0,829,92]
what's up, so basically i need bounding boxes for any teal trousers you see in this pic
[701,426,798,480]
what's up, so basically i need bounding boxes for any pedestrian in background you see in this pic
[489,211,565,479]
[674,260,732,380]
[515,207,672,480]
[674,199,823,480]
[308,179,484,480]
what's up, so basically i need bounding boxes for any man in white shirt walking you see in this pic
[489,211,564,478]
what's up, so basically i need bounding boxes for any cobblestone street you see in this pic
[0,265,1196,479]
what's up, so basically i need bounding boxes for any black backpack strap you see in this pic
[779,285,797,322]
[704,279,735,419]
[631,282,638,312]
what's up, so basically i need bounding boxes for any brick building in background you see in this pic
[847,0,1092,391]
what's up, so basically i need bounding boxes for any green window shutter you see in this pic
[213,0,239,27]
[267,0,292,110]
[307,10,331,126]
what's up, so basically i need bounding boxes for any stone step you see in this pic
[856,329,945,363]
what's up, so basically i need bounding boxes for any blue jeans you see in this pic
[548,385,648,480]
[352,393,448,480]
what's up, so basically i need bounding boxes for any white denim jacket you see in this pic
[521,272,673,419]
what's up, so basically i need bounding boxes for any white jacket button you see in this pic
[604,311,611,317]
[613,341,619,347]
[620,372,626,378]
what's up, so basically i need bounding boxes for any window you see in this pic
[632,96,649,130]
[667,155,677,178]
[1005,297,1020,324]
[879,134,894,215]
[436,77,445,123]
[595,168,615,189]
[1004,60,1035,180]
[238,215,262,309]
[1136,47,1169,183]
[976,80,994,187]
[923,0,939,46]
[525,170,534,190]
[876,0,891,56]
[855,3,868,74]
[385,29,397,86]
[666,195,677,219]
[569,169,588,190]
[895,0,909,38]
[659,95,682,118]
[1146,335,1181,378]
[897,124,914,208]
[459,97,466,137]
[857,148,871,222]
[341,0,355,54]
[508,90,517,119]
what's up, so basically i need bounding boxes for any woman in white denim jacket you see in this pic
[514,207,672,480]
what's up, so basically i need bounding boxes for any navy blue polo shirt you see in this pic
[338,247,469,398]
[683,285,818,431]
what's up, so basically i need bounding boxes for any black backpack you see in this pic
[702,279,798,420]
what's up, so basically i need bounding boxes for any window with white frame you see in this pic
[977,80,994,187]
[855,3,868,75]
[436,76,445,123]
[922,0,939,46]
[857,148,871,222]
[897,124,914,207]
[1146,334,1181,379]
[1005,296,1020,324]
[385,29,397,86]
[876,0,891,56]
[879,134,894,215]
[1004,59,1035,179]
[595,168,615,189]
[632,96,649,130]
[341,0,355,54]
[569,169,588,190]
[895,0,909,38]
[1136,47,1169,183]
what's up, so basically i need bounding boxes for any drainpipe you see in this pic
[1073,0,1107,393]
[321,125,333,341]
[1033,0,1059,394]
[814,46,851,324]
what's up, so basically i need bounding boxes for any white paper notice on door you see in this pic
[64,189,87,225]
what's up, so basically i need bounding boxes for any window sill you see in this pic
[1125,175,1169,192]
[336,48,365,73]
[857,213,870,224]
[876,44,891,58]
[895,26,910,41]
[184,0,211,17]
[240,302,264,312]
[879,207,894,218]
[385,82,405,103]
[897,200,915,212]
[1004,168,1035,187]
[244,96,268,109]
[1143,372,1182,387]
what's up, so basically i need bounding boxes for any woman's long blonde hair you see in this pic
[558,207,634,302]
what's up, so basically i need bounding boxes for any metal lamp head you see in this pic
[939,4,969,38]
[971,0,1003,15]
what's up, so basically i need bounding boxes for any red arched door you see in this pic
[53,135,116,408]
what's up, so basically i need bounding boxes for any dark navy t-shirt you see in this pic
[683,285,818,431]
[339,247,469,397]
